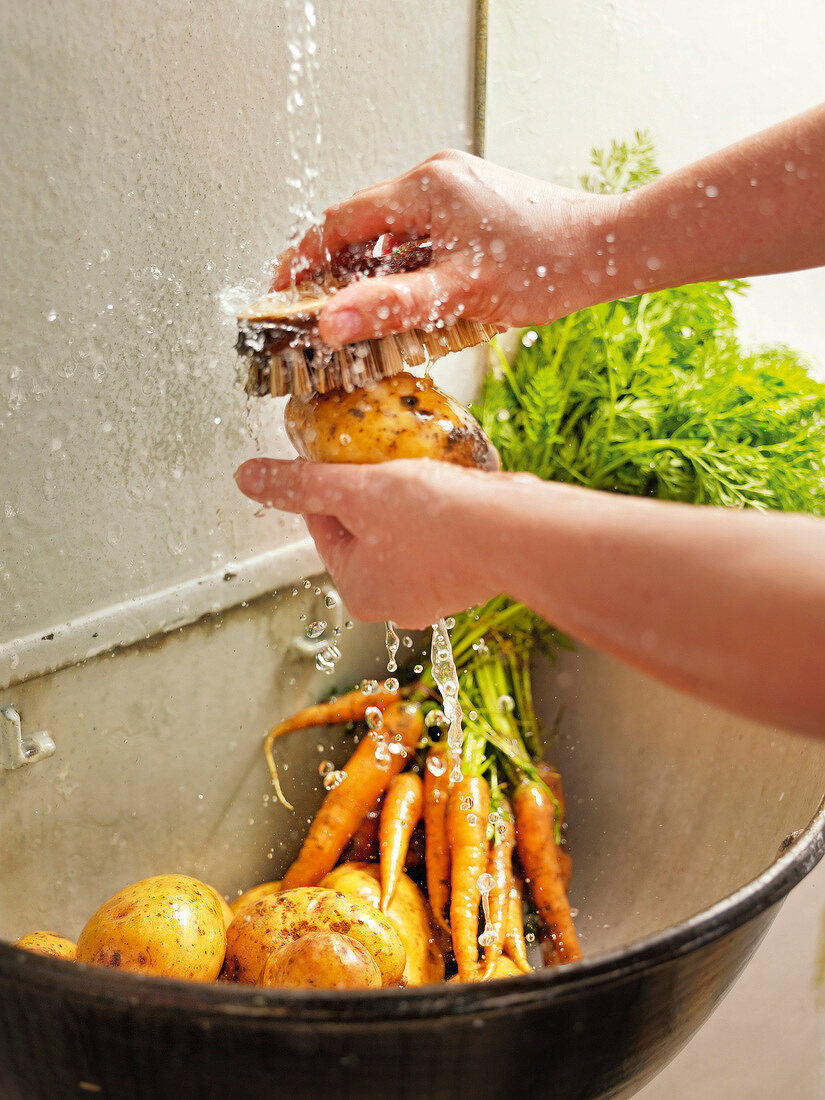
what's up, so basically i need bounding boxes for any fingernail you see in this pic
[327,308,362,344]
[235,460,266,496]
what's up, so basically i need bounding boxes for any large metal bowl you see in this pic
[1,588,823,1099]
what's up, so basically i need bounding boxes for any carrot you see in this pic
[423,744,452,933]
[446,774,491,981]
[264,684,400,809]
[535,760,572,893]
[535,761,565,825]
[343,796,382,861]
[280,701,423,890]
[379,772,424,912]
[480,796,515,980]
[513,777,582,963]
[502,876,532,974]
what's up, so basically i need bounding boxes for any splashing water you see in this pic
[385,620,400,673]
[283,0,323,256]
[430,618,464,784]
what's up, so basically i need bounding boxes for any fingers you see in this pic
[234,457,357,516]
[270,173,433,291]
[303,514,354,575]
[316,266,478,346]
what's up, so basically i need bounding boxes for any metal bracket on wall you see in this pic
[0,704,56,771]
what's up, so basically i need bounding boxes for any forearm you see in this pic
[604,103,825,299]
[482,476,825,737]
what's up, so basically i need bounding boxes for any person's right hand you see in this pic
[269,149,620,348]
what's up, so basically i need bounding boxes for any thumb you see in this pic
[317,267,476,347]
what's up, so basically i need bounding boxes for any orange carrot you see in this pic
[502,876,532,974]
[263,684,400,809]
[480,796,515,980]
[423,744,452,933]
[536,761,572,893]
[536,761,565,825]
[379,772,424,912]
[343,796,382,862]
[446,774,490,982]
[513,777,582,963]
[280,701,423,890]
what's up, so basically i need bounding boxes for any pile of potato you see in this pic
[14,863,445,990]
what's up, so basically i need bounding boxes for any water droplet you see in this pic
[425,709,445,728]
[324,592,338,608]
[46,309,57,322]
[413,664,424,674]
[384,677,399,693]
[461,796,474,811]
[449,764,463,784]
[444,617,456,630]
[496,408,510,421]
[306,620,327,639]
[319,760,334,776]
[478,929,497,948]
[323,769,346,790]
[497,694,515,713]
[521,330,538,348]
[365,706,384,730]
[427,753,447,776]
[477,873,493,894]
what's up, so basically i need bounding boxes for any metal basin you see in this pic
[1,587,823,1099]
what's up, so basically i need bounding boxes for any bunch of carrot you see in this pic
[263,595,582,980]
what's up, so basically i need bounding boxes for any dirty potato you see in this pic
[76,873,227,981]
[263,931,381,990]
[14,931,76,961]
[322,862,445,986]
[284,372,500,470]
[230,879,282,916]
[223,886,405,987]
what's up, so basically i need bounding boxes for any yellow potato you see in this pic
[321,862,445,986]
[14,931,76,961]
[262,931,381,990]
[230,879,282,915]
[223,886,405,987]
[205,884,235,930]
[76,874,227,982]
[284,372,500,470]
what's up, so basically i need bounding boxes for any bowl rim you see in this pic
[2,794,824,1023]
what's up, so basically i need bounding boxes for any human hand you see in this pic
[269,150,620,348]
[234,456,507,627]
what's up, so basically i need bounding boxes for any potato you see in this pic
[14,931,76,961]
[205,884,235,930]
[230,879,282,916]
[284,371,500,470]
[223,886,405,987]
[321,862,445,986]
[262,931,381,990]
[76,873,227,981]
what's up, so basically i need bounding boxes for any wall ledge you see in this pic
[0,539,323,692]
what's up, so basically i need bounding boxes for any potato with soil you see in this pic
[230,879,282,916]
[322,862,445,986]
[284,372,500,470]
[76,873,227,981]
[223,886,405,987]
[262,931,381,989]
[14,931,76,961]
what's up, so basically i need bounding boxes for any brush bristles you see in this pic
[242,319,498,398]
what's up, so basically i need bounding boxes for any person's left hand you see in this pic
[234,457,506,627]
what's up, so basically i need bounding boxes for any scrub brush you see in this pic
[236,238,498,398]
